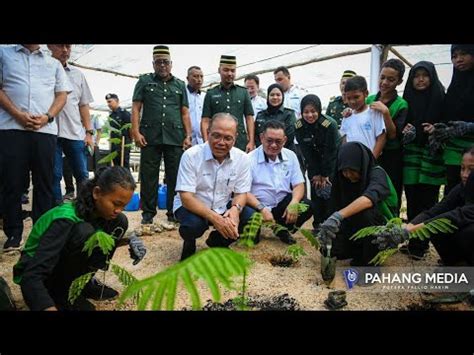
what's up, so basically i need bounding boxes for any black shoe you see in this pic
[277,230,296,245]
[62,296,96,311]
[180,241,196,261]
[3,236,22,252]
[21,194,29,205]
[22,210,31,220]
[141,218,153,225]
[83,277,118,300]
[167,214,178,223]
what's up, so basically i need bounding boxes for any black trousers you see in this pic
[332,207,386,266]
[0,130,56,239]
[140,144,183,219]
[378,148,403,216]
[48,214,128,309]
[270,193,313,232]
[405,184,440,253]
[445,165,461,196]
[431,224,474,266]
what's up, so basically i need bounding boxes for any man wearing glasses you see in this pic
[246,120,312,245]
[131,45,192,224]
[173,113,256,260]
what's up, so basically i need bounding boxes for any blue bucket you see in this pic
[124,192,140,211]
[158,184,167,210]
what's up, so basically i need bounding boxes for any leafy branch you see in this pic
[82,231,115,257]
[118,248,251,310]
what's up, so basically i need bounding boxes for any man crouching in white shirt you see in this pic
[247,120,312,245]
[173,112,257,260]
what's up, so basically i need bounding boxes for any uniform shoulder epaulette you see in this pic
[295,119,303,129]
[321,118,331,128]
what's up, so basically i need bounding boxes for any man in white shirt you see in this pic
[186,66,205,145]
[48,44,94,204]
[244,74,267,118]
[0,44,71,251]
[247,120,312,245]
[173,113,256,260]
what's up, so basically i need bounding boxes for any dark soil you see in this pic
[201,293,301,311]
[269,255,295,267]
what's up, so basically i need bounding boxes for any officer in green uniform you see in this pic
[105,93,131,168]
[201,55,255,152]
[325,70,357,127]
[131,45,192,224]
[296,94,341,232]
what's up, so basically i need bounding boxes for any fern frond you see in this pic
[118,248,250,310]
[68,272,94,304]
[369,248,399,266]
[98,151,118,164]
[350,225,386,240]
[238,212,263,247]
[110,263,141,304]
[286,244,306,262]
[287,202,310,215]
[408,218,458,240]
[82,231,115,257]
[299,228,320,249]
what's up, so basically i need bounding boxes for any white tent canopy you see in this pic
[63,44,453,113]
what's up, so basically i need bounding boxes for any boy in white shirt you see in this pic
[340,76,386,159]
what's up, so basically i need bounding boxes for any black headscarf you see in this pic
[464,171,474,204]
[300,94,322,117]
[266,83,284,114]
[331,142,376,210]
[443,45,474,123]
[403,61,445,145]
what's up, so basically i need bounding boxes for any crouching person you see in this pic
[319,142,398,266]
[13,166,146,311]
[247,120,312,244]
[174,113,256,260]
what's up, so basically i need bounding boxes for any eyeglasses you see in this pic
[154,59,171,66]
[263,138,284,146]
[209,132,235,144]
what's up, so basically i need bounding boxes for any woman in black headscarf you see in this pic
[295,94,340,232]
[402,61,446,259]
[254,83,296,150]
[319,142,398,265]
[440,45,474,193]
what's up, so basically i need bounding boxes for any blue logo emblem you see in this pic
[343,268,359,289]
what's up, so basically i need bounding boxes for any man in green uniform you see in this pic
[201,55,255,152]
[131,45,192,224]
[105,93,131,168]
[326,70,357,127]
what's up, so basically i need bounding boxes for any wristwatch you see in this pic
[86,129,94,136]
[46,112,54,123]
[231,203,243,213]
[256,202,267,212]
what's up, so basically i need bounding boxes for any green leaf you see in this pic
[300,228,320,249]
[97,151,118,164]
[119,248,250,310]
[238,212,263,247]
[68,272,94,304]
[110,264,141,304]
[369,248,398,266]
[108,127,121,134]
[82,231,115,257]
[120,123,132,131]
[109,138,122,145]
[286,244,307,262]
[107,117,120,126]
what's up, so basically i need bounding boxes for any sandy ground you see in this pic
[1,196,472,311]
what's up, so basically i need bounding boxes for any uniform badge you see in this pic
[321,119,331,128]
[295,119,303,129]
